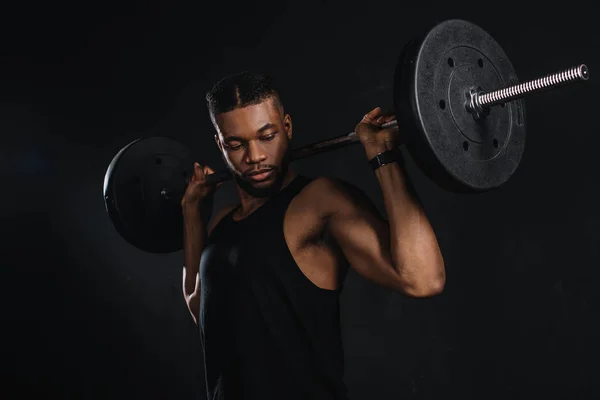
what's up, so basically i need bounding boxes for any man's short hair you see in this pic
[206,71,283,123]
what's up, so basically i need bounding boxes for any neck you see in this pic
[234,169,297,217]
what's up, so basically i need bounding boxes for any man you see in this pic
[181,71,445,400]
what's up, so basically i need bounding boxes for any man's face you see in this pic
[214,97,292,198]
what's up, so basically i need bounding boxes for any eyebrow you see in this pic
[224,123,277,142]
[257,122,276,133]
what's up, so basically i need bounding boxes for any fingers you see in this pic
[362,107,383,123]
[363,107,396,127]
[203,165,215,176]
[383,112,396,123]
[372,112,396,127]
[189,162,211,184]
[374,115,387,126]
[189,162,202,182]
[203,165,224,188]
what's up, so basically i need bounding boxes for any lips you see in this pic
[247,169,273,182]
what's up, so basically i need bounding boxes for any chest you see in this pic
[202,199,343,291]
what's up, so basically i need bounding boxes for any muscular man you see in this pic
[181,71,445,400]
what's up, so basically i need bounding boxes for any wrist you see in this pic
[363,141,395,159]
[182,202,202,217]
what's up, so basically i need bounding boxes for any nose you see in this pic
[244,140,267,165]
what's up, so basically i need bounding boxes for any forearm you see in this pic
[367,147,445,294]
[182,206,207,300]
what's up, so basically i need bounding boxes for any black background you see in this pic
[2,1,599,399]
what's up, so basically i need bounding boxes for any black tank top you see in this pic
[199,175,349,400]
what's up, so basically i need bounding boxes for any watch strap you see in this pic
[369,149,399,170]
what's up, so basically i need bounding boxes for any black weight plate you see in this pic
[394,19,526,192]
[103,136,201,253]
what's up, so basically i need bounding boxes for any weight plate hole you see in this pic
[447,57,454,67]
[493,138,499,148]
[439,99,446,109]
[463,141,469,151]
[478,58,484,68]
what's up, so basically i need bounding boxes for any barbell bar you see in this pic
[103,19,591,253]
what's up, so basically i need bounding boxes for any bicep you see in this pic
[188,203,236,297]
[323,180,402,291]
[185,205,235,325]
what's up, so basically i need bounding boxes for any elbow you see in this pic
[422,274,445,296]
[427,264,446,296]
[395,262,446,298]
[401,278,445,297]
[185,293,200,325]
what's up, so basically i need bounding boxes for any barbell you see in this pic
[103,19,590,253]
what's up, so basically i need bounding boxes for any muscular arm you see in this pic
[369,154,445,296]
[182,205,207,325]
[316,162,445,297]
[182,204,236,324]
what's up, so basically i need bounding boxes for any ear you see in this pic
[283,114,292,141]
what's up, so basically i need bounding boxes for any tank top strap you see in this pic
[274,175,313,205]
[255,175,313,224]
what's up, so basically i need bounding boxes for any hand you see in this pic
[181,163,221,211]
[354,107,403,158]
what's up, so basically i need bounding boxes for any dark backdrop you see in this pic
[2,1,599,399]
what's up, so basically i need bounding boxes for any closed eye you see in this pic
[261,133,277,141]
[224,132,277,150]
[225,141,243,150]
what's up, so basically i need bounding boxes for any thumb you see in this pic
[188,162,203,182]
[203,166,225,188]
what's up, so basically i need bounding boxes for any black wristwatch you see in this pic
[369,149,400,170]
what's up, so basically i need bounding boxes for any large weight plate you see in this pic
[394,19,526,192]
[103,137,210,253]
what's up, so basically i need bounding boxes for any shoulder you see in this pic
[300,176,379,217]
[207,203,238,235]
[302,176,352,199]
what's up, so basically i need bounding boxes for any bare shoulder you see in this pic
[301,176,346,205]
[207,203,238,235]
[300,176,382,218]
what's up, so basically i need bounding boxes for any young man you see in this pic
[181,71,445,400]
